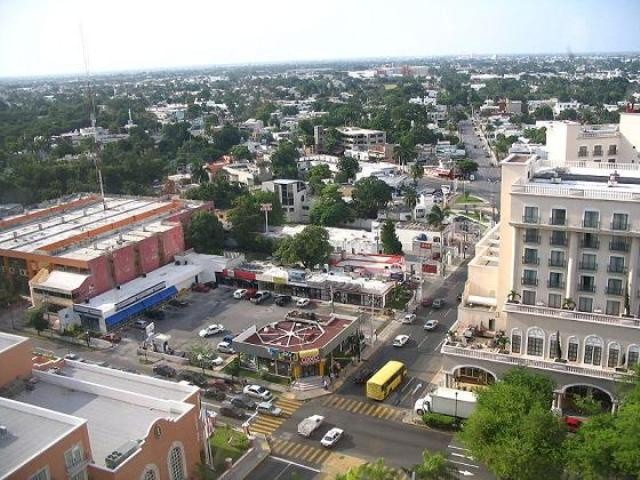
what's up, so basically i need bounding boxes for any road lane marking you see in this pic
[448,445,471,451]
[270,456,322,473]
[400,376,416,393]
[434,338,445,352]
[417,334,430,349]
[451,452,475,461]
[448,460,480,469]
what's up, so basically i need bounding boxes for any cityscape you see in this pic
[1,1,640,479]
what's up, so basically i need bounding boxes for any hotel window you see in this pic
[628,345,640,367]
[522,270,538,286]
[550,208,566,225]
[606,300,621,316]
[608,343,621,368]
[567,338,579,362]
[526,327,545,356]
[578,296,593,313]
[29,468,50,480]
[583,210,600,228]
[549,333,560,360]
[607,278,624,296]
[578,145,588,157]
[548,293,562,308]
[549,250,565,267]
[522,290,536,305]
[584,336,603,366]
[608,144,618,155]
[611,213,629,231]
[548,272,563,289]
[593,145,603,157]
[523,206,539,224]
[511,329,522,354]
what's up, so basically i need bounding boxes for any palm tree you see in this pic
[393,142,417,167]
[412,450,458,480]
[403,185,418,219]
[410,163,424,185]
[335,459,399,480]
[426,205,451,277]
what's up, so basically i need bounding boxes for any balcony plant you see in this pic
[562,298,576,310]
[622,284,634,318]
[496,335,510,354]
[507,290,521,304]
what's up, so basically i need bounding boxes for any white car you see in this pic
[256,401,282,417]
[393,334,410,347]
[320,427,344,448]
[217,341,235,354]
[243,384,273,400]
[296,298,311,308]
[233,289,248,299]
[424,319,439,331]
[199,324,225,337]
[401,313,416,324]
[210,356,225,367]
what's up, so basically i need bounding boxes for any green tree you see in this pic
[410,164,424,184]
[523,127,547,145]
[412,450,457,480]
[187,211,224,254]
[352,177,392,219]
[403,185,418,218]
[271,141,299,179]
[275,225,332,269]
[334,458,398,480]
[307,163,332,194]
[185,176,246,209]
[380,220,403,254]
[460,368,565,480]
[228,191,283,250]
[533,105,554,121]
[230,144,252,160]
[212,123,242,151]
[426,205,450,232]
[456,159,479,178]
[323,127,341,153]
[26,306,47,335]
[310,184,354,227]
[335,156,360,184]
[394,141,417,166]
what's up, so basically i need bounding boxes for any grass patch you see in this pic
[223,365,290,386]
[386,286,412,310]
[422,412,460,431]
[454,194,483,204]
[210,425,250,471]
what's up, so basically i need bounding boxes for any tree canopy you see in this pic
[275,225,332,270]
[186,210,224,255]
[185,176,246,209]
[228,191,283,251]
[310,184,354,227]
[271,141,299,179]
[351,177,392,219]
[335,156,359,184]
[334,458,398,480]
[380,220,403,254]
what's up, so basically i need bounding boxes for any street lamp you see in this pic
[454,390,459,425]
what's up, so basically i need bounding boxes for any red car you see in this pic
[421,297,434,308]
[192,283,210,293]
[101,332,122,344]
[563,416,584,433]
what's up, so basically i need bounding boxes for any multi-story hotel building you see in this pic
[442,113,640,414]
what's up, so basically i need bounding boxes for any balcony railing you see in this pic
[610,221,630,231]
[578,283,596,292]
[578,262,598,271]
[606,286,624,296]
[504,302,640,328]
[523,234,541,244]
[580,239,600,249]
[441,343,633,381]
[609,241,630,252]
[547,280,565,289]
[550,216,566,226]
[548,258,566,268]
[522,215,540,224]
[521,277,539,286]
[582,219,600,229]
[522,256,540,265]
[550,235,568,246]
[607,265,628,274]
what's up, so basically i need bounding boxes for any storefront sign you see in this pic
[273,276,287,285]
[288,270,306,284]
[298,348,320,365]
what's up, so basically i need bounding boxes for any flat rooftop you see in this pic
[0,398,85,479]
[0,332,28,353]
[337,127,384,135]
[306,272,394,295]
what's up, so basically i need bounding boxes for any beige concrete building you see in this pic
[443,117,640,413]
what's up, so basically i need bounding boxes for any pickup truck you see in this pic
[297,414,324,437]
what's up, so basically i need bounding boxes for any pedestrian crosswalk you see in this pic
[321,395,404,421]
[249,397,303,436]
[270,438,332,466]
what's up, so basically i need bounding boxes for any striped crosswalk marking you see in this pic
[321,395,402,421]
[271,439,331,466]
[249,397,303,436]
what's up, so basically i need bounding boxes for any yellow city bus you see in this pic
[366,360,407,401]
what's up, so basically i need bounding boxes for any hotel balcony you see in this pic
[503,302,640,329]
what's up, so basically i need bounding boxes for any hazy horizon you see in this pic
[1,0,639,78]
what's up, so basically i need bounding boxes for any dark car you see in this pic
[251,291,272,305]
[203,388,226,401]
[353,368,373,384]
[207,378,233,392]
[229,395,257,410]
[275,295,292,307]
[220,402,245,419]
[432,298,445,309]
[169,299,189,308]
[177,370,208,387]
[152,364,177,378]
[222,334,236,344]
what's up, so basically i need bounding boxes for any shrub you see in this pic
[423,412,458,430]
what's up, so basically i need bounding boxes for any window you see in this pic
[568,338,579,362]
[549,250,565,267]
[511,329,522,354]
[628,345,640,367]
[64,444,85,469]
[523,206,539,224]
[606,300,621,316]
[526,327,544,356]
[523,248,538,265]
[611,213,629,231]
[523,228,540,244]
[583,211,600,228]
[548,293,562,308]
[608,144,618,155]
[584,336,603,365]
[608,343,621,368]
[550,230,567,246]
[581,232,599,249]
[168,444,186,480]
[522,290,536,305]
[578,296,593,312]
[608,256,626,273]
[579,275,595,292]
[70,472,88,480]
[578,145,588,157]
[548,272,563,289]
[550,208,566,225]
[607,278,623,296]
[522,270,538,286]
[29,468,50,480]
[580,253,597,271]
[549,333,561,360]
[141,466,160,480]
[593,145,603,157]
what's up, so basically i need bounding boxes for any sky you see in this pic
[0,0,639,78]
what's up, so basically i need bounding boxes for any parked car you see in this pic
[222,334,236,344]
[192,283,210,293]
[243,384,272,400]
[233,288,248,299]
[424,319,439,331]
[101,332,122,343]
[251,291,272,304]
[64,352,83,362]
[257,401,282,417]
[153,364,177,378]
[275,295,292,306]
[402,313,416,324]
[169,299,188,308]
[393,334,410,347]
[220,402,245,419]
[133,319,149,330]
[421,297,434,308]
[229,395,257,410]
[352,368,373,385]
[244,288,258,300]
[199,324,225,338]
[321,427,344,448]
[217,341,235,354]
[432,298,445,309]
[207,378,233,391]
[203,388,226,401]
[177,370,208,387]
[296,298,311,308]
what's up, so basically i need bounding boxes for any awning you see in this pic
[467,295,497,307]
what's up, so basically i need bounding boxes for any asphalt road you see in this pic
[251,457,320,480]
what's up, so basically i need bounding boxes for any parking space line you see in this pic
[270,456,322,473]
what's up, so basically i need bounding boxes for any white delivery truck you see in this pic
[297,415,324,437]
[414,387,477,418]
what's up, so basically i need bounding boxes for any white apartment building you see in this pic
[442,124,640,414]
[336,127,386,151]
[545,113,640,165]
[262,179,311,223]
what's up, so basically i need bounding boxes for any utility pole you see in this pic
[260,203,272,233]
